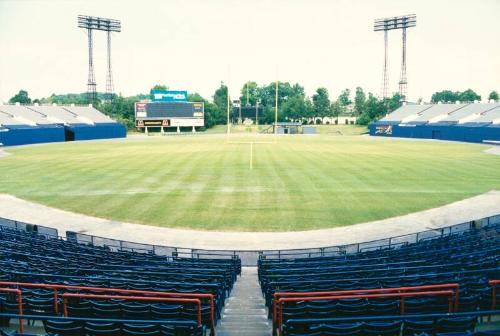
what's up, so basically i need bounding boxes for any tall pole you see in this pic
[246,82,249,106]
[399,27,408,103]
[86,28,97,105]
[256,100,259,128]
[381,30,389,99]
[226,67,230,134]
[274,79,278,135]
[226,84,230,134]
[105,30,114,102]
[374,14,415,105]
[79,16,120,106]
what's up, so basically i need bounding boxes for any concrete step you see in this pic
[217,267,272,336]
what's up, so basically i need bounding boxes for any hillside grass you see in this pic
[0,134,499,231]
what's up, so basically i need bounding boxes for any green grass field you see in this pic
[1,133,499,231]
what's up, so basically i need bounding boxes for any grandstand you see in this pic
[259,221,500,336]
[0,104,126,146]
[0,215,498,335]
[370,102,500,143]
[0,221,240,335]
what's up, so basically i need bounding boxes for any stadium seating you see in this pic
[370,102,500,143]
[258,224,500,335]
[0,226,240,335]
[0,104,125,146]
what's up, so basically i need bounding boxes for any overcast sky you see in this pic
[0,0,499,103]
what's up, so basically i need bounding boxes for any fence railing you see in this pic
[0,217,58,238]
[1,213,499,266]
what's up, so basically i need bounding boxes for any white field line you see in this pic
[250,142,253,169]
[226,141,274,144]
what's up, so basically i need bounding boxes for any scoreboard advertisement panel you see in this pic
[135,101,204,128]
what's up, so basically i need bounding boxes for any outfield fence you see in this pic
[1,214,499,266]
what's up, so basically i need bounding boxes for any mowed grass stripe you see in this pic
[1,135,499,231]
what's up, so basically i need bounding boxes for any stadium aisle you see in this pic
[217,267,271,336]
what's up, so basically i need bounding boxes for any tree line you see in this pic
[7,86,499,130]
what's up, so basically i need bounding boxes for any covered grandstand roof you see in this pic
[0,104,118,126]
[473,105,500,124]
[378,102,500,125]
[0,110,29,126]
[64,105,115,123]
[380,104,432,122]
[0,105,53,126]
[406,104,466,123]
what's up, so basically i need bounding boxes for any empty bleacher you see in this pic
[371,102,500,143]
[0,224,240,335]
[0,216,498,335]
[258,223,500,335]
[0,104,126,146]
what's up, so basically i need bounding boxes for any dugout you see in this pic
[274,122,303,134]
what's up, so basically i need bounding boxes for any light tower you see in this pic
[374,14,416,103]
[78,15,121,104]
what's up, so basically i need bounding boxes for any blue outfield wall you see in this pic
[0,124,65,146]
[66,123,127,141]
[370,123,500,143]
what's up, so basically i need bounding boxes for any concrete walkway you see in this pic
[0,191,499,250]
[217,268,271,336]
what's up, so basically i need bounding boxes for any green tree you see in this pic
[330,101,344,124]
[213,82,230,114]
[353,87,366,115]
[239,81,259,106]
[44,93,89,105]
[338,89,351,106]
[385,93,402,113]
[149,84,169,95]
[9,90,32,104]
[188,93,205,102]
[431,89,481,103]
[100,94,137,129]
[458,89,481,102]
[431,90,458,103]
[282,95,309,122]
[488,91,499,101]
[312,87,331,121]
[257,82,305,109]
[357,93,385,125]
[204,102,225,128]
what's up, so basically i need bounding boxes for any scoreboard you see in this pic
[135,101,204,128]
[232,106,263,122]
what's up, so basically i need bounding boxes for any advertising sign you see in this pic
[151,90,188,102]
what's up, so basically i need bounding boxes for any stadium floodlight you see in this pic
[374,14,416,103]
[78,15,121,32]
[78,15,121,104]
[373,14,416,32]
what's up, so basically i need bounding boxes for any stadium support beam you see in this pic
[78,15,121,104]
[381,30,389,99]
[105,31,114,102]
[374,14,416,103]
